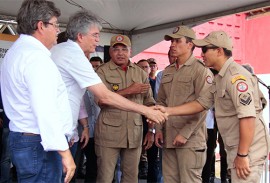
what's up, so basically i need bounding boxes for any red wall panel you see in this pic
[133,13,269,75]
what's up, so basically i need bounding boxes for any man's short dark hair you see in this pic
[137,59,148,65]
[185,37,195,51]
[17,0,61,35]
[90,56,103,63]
[223,48,232,57]
[57,31,68,44]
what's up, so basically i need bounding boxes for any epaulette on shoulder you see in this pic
[164,63,175,70]
[229,65,239,76]
[196,59,205,66]
[95,62,107,71]
[96,63,105,69]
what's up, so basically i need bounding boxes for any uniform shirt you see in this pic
[157,55,212,148]
[95,61,155,148]
[51,39,102,142]
[197,57,270,168]
[1,34,72,151]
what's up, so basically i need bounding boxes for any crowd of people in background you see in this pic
[0,0,269,183]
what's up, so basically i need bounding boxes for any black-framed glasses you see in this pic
[43,21,60,29]
[201,46,218,54]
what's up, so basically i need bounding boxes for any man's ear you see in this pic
[189,41,194,49]
[34,21,47,37]
[216,47,224,56]
[109,47,113,57]
[36,21,45,31]
[77,32,84,43]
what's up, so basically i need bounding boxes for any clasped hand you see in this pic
[145,105,168,124]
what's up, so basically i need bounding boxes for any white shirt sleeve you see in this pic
[78,99,88,119]
[67,54,102,89]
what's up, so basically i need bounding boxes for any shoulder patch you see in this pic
[239,93,252,106]
[206,75,213,84]
[236,82,248,92]
[231,75,246,84]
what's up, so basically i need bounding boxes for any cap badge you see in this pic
[116,35,124,42]
[173,27,179,34]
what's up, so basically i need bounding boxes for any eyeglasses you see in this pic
[89,33,100,39]
[201,46,218,54]
[43,21,60,29]
[149,65,157,68]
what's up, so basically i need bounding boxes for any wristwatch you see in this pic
[148,128,156,134]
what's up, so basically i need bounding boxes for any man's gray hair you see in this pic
[66,10,102,41]
[16,0,60,35]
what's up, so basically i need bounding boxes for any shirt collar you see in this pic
[21,34,51,56]
[183,54,196,66]
[66,39,85,55]
[169,54,196,69]
[218,57,234,77]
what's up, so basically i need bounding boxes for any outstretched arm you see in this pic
[88,83,168,124]
[156,100,205,116]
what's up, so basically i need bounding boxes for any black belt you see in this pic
[22,133,39,136]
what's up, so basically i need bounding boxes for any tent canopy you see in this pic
[0,0,270,55]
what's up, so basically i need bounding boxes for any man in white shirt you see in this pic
[0,0,75,183]
[50,11,168,158]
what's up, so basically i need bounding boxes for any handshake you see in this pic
[144,105,168,124]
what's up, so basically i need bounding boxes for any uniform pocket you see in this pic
[161,74,173,84]
[175,76,192,96]
[217,89,234,112]
[193,147,206,169]
[133,119,143,142]
[105,76,122,92]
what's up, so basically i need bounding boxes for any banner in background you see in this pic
[0,34,18,66]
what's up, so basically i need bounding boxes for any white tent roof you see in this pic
[0,0,270,55]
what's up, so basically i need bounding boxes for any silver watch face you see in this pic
[149,128,155,134]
